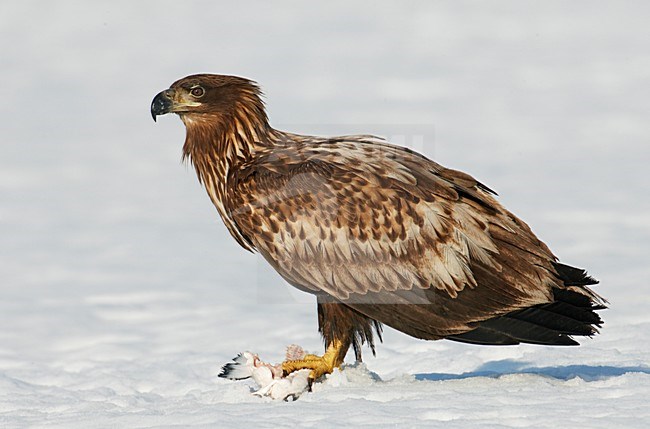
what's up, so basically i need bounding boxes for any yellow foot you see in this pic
[282,340,345,381]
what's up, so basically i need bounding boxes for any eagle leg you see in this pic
[282,339,346,381]
[281,298,382,381]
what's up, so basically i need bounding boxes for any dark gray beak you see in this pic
[151,89,175,122]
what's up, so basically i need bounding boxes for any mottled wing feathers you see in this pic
[156,74,605,346]
[229,136,568,336]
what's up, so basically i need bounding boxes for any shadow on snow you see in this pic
[415,359,650,382]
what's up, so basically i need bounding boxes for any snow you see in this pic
[1,1,650,427]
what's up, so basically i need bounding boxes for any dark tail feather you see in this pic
[447,326,520,345]
[448,263,606,346]
[553,262,599,286]
[449,314,580,346]
[552,262,608,310]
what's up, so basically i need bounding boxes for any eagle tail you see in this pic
[447,263,607,346]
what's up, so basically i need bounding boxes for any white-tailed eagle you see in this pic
[151,74,606,383]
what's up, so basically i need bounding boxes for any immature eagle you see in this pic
[151,74,606,381]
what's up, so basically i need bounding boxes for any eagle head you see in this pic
[150,74,264,124]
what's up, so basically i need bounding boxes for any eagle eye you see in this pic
[190,86,205,98]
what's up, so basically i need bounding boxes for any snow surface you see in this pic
[1,1,650,427]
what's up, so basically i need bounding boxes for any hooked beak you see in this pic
[151,89,175,122]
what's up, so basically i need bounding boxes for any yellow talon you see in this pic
[282,340,345,380]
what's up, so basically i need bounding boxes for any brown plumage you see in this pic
[151,74,606,372]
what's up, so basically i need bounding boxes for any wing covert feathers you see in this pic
[227,134,605,342]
